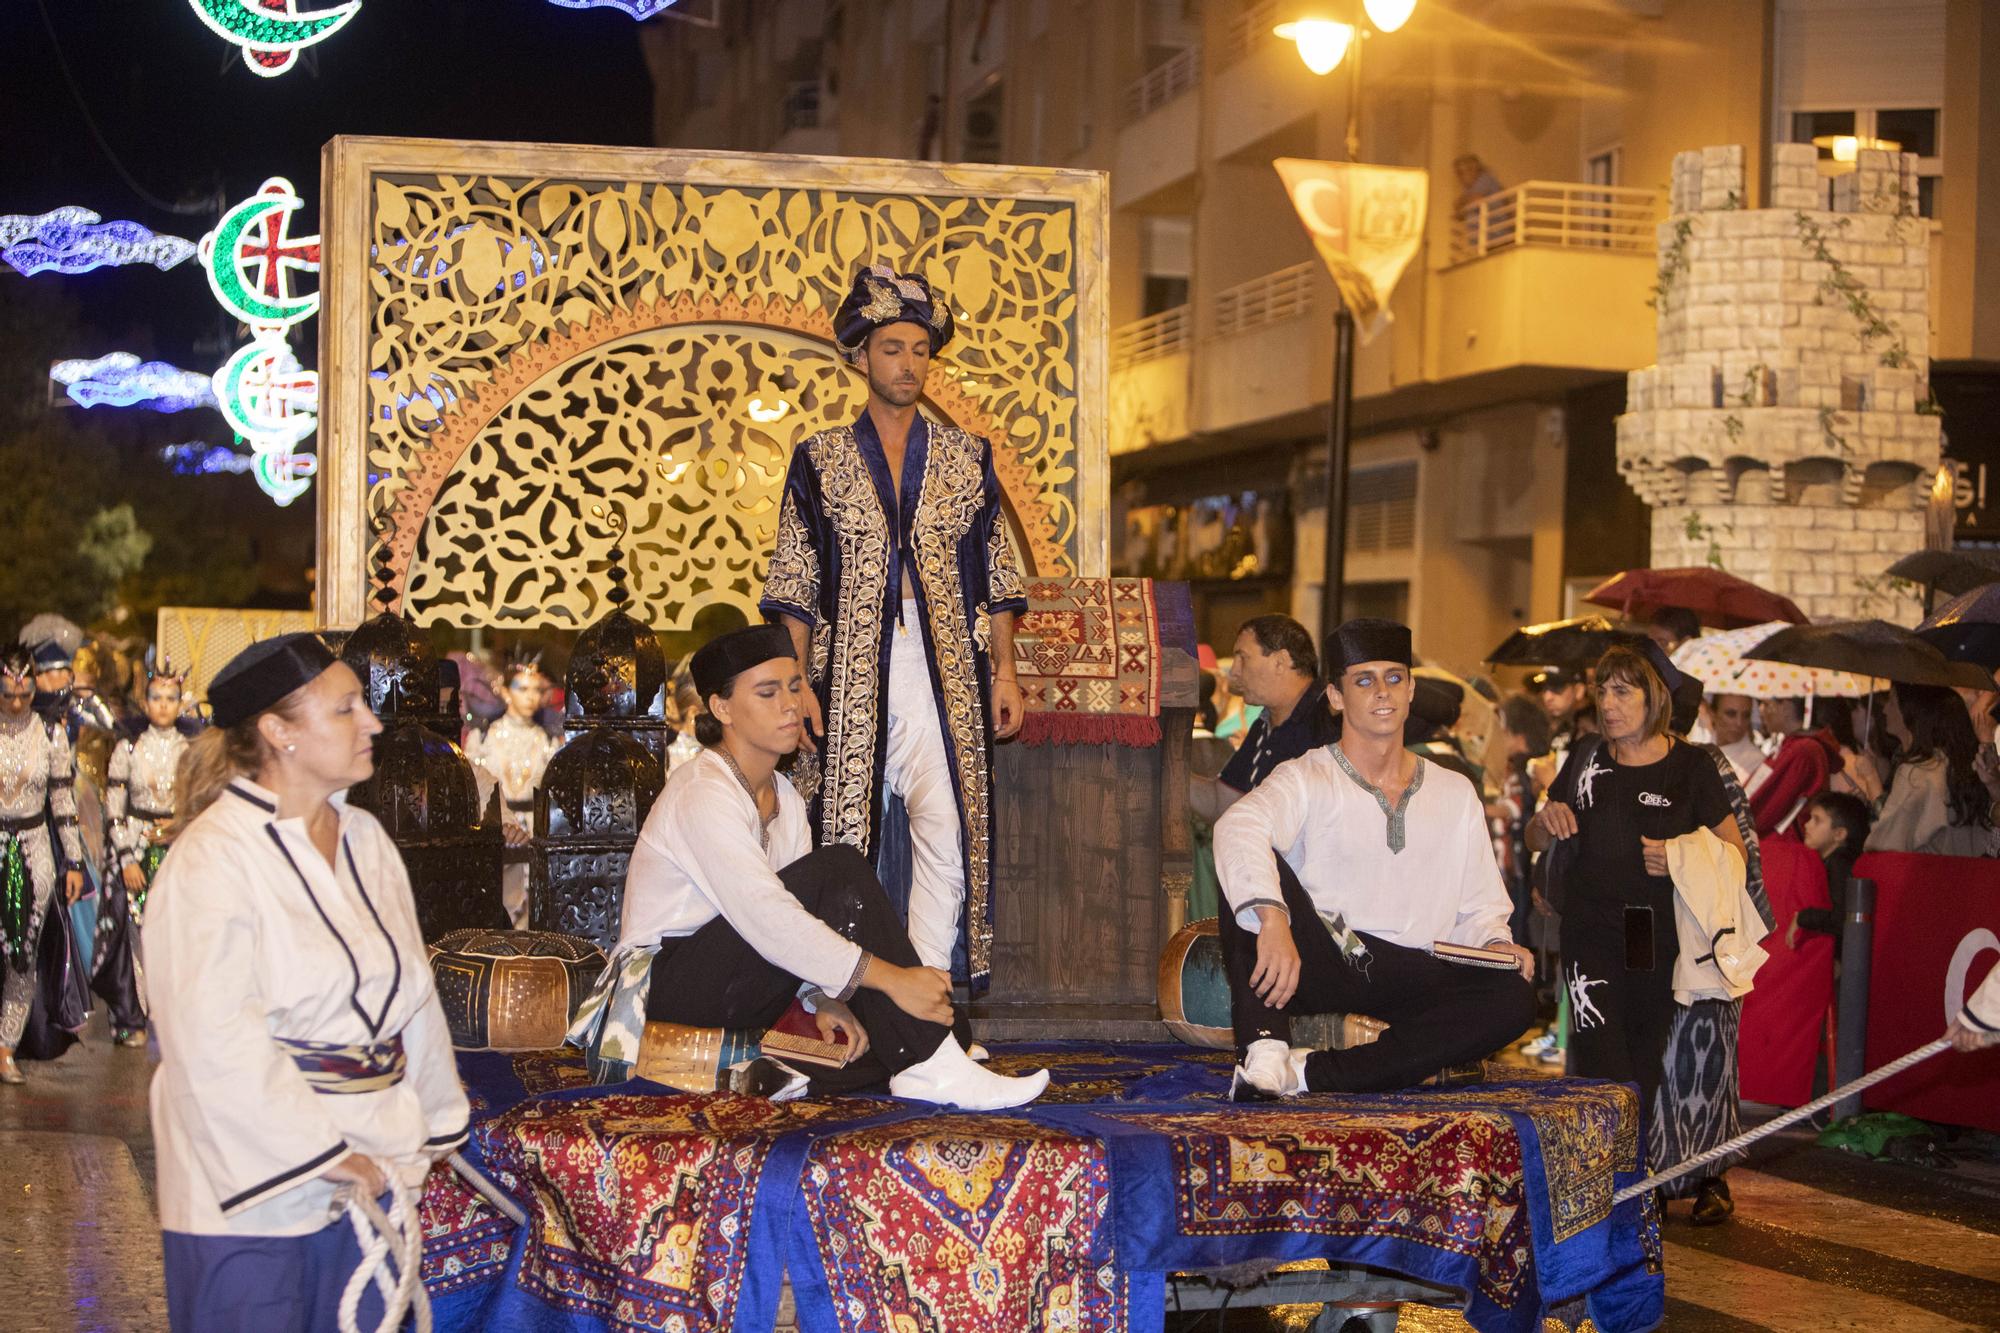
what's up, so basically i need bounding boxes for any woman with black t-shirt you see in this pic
[1527,647,1747,1208]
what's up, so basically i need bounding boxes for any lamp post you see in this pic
[1275,1,1417,636]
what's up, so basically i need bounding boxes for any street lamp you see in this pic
[1274,2,1421,636]
[1272,19,1354,75]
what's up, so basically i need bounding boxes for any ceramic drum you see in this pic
[428,928,607,1051]
[1157,917,1388,1052]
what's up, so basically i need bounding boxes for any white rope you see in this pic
[1613,1034,1952,1204]
[448,1151,528,1227]
[335,1173,432,1333]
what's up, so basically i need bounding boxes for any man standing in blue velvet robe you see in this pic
[760,265,1028,994]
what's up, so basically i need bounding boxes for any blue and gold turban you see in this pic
[832,264,954,362]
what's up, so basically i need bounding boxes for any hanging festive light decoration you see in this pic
[0,208,197,277]
[162,443,256,476]
[187,0,362,78]
[213,336,319,447]
[200,177,322,328]
[251,448,317,506]
[50,353,217,412]
[545,0,686,17]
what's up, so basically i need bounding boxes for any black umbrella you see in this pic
[1744,619,1995,690]
[1886,550,2000,599]
[1485,615,1648,668]
[1916,583,2000,671]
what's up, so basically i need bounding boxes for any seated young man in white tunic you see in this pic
[1217,617,1537,1097]
[607,624,1045,1109]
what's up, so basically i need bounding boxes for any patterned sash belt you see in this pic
[274,1034,407,1093]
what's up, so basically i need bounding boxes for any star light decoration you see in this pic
[0,208,197,276]
[50,354,218,412]
[187,0,362,79]
[198,176,324,504]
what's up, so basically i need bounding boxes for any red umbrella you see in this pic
[1583,567,1807,629]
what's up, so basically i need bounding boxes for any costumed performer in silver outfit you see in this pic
[144,632,470,1332]
[99,662,194,1047]
[465,650,562,928]
[0,645,84,1084]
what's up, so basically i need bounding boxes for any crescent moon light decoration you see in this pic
[187,0,362,79]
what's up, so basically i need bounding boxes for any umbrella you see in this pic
[1915,583,2000,673]
[1671,622,1877,699]
[1583,567,1807,629]
[1484,615,1648,669]
[1885,549,2000,600]
[1744,619,1995,690]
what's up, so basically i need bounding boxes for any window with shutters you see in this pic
[1345,463,1418,555]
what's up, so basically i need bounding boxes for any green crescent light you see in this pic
[212,338,316,445]
[188,1,362,78]
[200,185,319,328]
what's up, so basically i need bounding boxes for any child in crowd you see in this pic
[1787,791,1873,954]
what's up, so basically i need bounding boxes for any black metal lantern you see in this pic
[564,605,672,765]
[341,610,504,939]
[340,609,458,733]
[529,727,664,950]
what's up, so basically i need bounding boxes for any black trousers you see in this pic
[1561,890,1680,1111]
[1218,857,1536,1092]
[645,844,949,1093]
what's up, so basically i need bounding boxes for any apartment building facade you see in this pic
[641,0,1997,674]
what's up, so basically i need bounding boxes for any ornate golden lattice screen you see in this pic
[318,138,1109,629]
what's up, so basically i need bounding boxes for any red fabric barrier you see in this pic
[1855,851,2000,1132]
[1738,835,1834,1107]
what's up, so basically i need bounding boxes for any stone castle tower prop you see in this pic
[1617,142,1940,623]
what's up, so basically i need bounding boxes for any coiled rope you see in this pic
[333,1173,432,1333]
[1612,1035,1952,1204]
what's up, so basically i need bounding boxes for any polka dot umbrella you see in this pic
[1671,622,1878,699]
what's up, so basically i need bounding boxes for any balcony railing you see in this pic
[1111,304,1192,368]
[1212,261,1319,338]
[1450,182,1662,264]
[1216,0,1279,68]
[1122,45,1201,123]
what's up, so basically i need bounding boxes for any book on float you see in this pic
[1429,940,1522,970]
[759,999,856,1068]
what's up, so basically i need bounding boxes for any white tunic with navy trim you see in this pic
[144,778,470,1236]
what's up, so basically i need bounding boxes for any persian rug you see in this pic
[420,1044,1661,1333]
[1012,578,1186,747]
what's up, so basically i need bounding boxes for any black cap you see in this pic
[29,641,71,671]
[691,625,797,706]
[1322,618,1413,678]
[208,632,338,728]
[1526,666,1579,692]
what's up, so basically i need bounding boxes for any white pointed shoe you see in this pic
[1230,1038,1310,1101]
[967,1042,991,1062]
[889,1036,1049,1110]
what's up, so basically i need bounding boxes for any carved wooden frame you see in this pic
[317,136,1109,629]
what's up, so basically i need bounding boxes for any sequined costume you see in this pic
[100,723,190,1032]
[761,410,1027,989]
[0,711,83,1048]
[465,713,563,927]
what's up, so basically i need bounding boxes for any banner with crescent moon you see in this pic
[1274,157,1428,342]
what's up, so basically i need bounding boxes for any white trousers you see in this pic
[885,601,967,972]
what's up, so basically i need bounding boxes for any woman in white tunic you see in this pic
[145,633,470,1333]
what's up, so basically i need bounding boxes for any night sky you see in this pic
[5,0,656,379]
